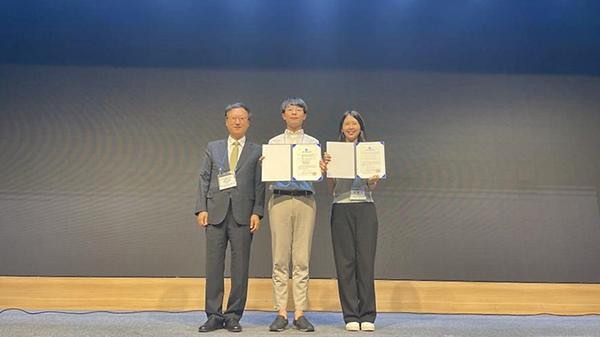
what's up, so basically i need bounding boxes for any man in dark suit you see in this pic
[195,102,265,333]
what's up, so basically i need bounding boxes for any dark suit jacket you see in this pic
[195,138,265,225]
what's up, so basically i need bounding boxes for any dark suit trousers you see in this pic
[204,202,252,321]
[331,202,378,323]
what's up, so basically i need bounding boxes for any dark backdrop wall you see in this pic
[1,0,600,282]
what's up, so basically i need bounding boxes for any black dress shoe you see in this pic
[269,315,288,332]
[224,318,242,332]
[198,316,224,332]
[293,316,315,332]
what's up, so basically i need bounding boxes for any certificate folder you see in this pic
[261,144,292,181]
[262,144,322,182]
[326,141,386,179]
[325,142,355,179]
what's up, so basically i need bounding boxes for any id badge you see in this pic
[218,171,237,190]
[350,189,367,201]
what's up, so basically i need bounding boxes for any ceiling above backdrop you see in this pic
[1,0,600,75]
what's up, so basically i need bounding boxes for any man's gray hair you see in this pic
[224,102,251,118]
[280,97,308,114]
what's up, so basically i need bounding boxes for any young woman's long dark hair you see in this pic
[337,110,367,143]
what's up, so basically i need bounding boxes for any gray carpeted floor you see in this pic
[1,310,599,337]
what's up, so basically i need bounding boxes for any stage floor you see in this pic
[1,309,599,337]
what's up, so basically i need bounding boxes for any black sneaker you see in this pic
[293,316,315,332]
[269,315,288,332]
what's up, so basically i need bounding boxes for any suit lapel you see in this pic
[219,139,230,172]
[235,141,251,172]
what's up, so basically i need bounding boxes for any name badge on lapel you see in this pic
[218,171,237,190]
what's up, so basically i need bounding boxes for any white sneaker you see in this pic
[361,322,375,331]
[345,322,360,331]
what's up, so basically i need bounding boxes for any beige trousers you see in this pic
[268,194,317,311]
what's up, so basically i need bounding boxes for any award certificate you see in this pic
[292,143,322,181]
[356,142,386,179]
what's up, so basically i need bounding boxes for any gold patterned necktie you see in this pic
[229,141,240,170]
